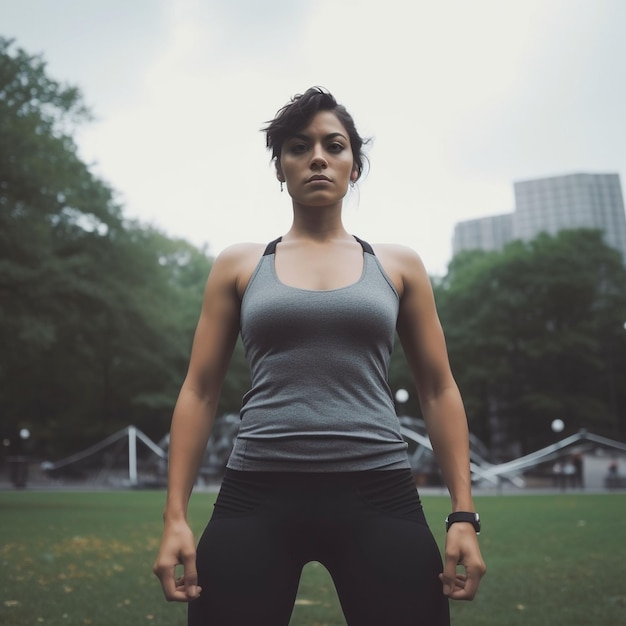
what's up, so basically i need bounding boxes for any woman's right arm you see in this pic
[152,246,248,602]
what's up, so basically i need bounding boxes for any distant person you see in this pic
[607,459,619,478]
[563,458,576,489]
[572,452,584,488]
[605,458,620,488]
[153,87,486,625]
[553,460,565,490]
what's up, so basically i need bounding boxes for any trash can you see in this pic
[7,455,29,488]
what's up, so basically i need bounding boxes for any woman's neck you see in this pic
[287,202,350,242]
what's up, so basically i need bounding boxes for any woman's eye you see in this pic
[288,143,307,154]
[328,142,345,153]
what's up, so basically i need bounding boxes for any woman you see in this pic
[153,87,486,625]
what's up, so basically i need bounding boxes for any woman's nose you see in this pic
[310,145,327,169]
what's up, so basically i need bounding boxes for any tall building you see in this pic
[513,173,626,256]
[452,213,513,255]
[453,173,626,262]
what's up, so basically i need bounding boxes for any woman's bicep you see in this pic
[396,252,454,399]
[184,254,242,398]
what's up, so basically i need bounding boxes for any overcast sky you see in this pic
[2,0,625,274]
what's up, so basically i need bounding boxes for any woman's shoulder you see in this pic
[212,242,267,297]
[369,243,429,297]
[215,242,267,263]
[370,243,427,272]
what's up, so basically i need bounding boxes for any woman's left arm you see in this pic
[387,245,486,600]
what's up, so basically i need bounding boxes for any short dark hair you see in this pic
[263,87,369,180]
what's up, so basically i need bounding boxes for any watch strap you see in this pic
[445,511,480,534]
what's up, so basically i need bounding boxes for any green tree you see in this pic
[437,230,626,455]
[0,38,220,457]
[1,37,122,452]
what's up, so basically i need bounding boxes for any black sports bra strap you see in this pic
[263,237,282,255]
[263,235,374,256]
[353,236,375,255]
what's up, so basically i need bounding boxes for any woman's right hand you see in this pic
[153,519,202,602]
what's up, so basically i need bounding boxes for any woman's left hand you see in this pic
[439,523,486,600]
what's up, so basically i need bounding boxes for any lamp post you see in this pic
[7,428,31,489]
[395,388,409,416]
[551,419,564,435]
[550,419,569,489]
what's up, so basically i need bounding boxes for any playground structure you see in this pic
[10,416,626,490]
[399,420,626,489]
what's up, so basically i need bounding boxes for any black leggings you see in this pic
[188,469,449,626]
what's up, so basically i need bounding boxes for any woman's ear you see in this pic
[350,168,359,183]
[276,164,285,183]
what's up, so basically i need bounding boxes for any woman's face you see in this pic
[277,110,357,206]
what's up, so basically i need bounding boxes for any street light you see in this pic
[395,388,409,416]
[551,419,565,434]
[8,428,31,489]
[395,389,409,404]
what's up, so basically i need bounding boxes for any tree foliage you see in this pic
[435,230,626,455]
[0,38,240,457]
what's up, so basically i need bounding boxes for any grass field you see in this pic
[1,490,625,626]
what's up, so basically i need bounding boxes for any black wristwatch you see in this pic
[445,512,481,534]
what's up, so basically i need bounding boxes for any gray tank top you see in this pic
[227,236,410,471]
